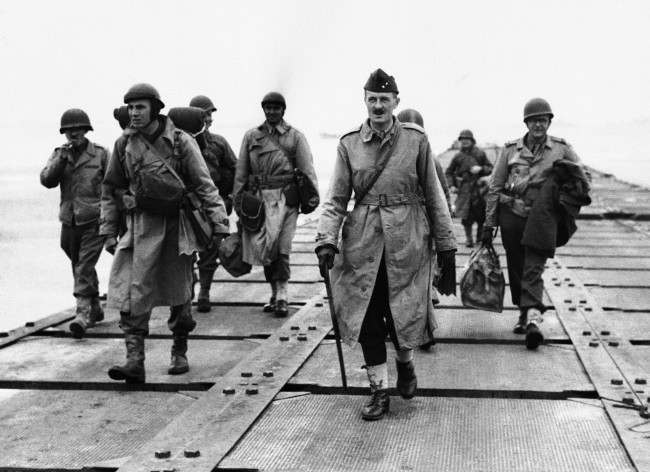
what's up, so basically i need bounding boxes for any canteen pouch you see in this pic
[459,241,505,313]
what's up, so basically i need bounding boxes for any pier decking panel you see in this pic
[220,395,633,472]
[0,337,259,385]
[289,342,593,394]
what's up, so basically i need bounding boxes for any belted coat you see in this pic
[100,117,229,314]
[316,119,456,349]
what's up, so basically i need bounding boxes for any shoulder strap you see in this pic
[150,132,187,190]
[354,127,401,204]
[266,131,297,169]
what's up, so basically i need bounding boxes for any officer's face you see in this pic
[459,138,473,150]
[64,128,88,147]
[263,104,285,126]
[525,115,551,140]
[365,91,400,128]
[203,110,213,129]
[128,99,152,129]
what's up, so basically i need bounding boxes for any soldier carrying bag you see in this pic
[234,175,265,233]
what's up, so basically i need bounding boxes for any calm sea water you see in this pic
[0,125,647,331]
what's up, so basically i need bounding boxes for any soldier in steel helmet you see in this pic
[100,83,230,383]
[40,109,109,338]
[316,69,456,420]
[233,92,318,317]
[483,98,581,349]
[188,95,237,312]
[445,129,493,247]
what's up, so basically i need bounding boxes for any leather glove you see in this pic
[104,236,118,255]
[436,249,457,296]
[481,226,495,245]
[316,244,337,279]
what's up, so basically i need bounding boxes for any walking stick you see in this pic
[323,269,348,389]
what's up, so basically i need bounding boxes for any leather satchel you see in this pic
[218,228,252,277]
[459,241,505,313]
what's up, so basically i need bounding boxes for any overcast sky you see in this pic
[1,0,649,179]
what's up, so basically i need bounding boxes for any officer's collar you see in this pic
[360,116,398,143]
[519,133,552,151]
[258,120,290,136]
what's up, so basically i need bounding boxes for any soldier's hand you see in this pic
[211,232,228,249]
[104,236,118,255]
[316,244,337,279]
[481,226,495,245]
[470,165,482,175]
[436,249,457,296]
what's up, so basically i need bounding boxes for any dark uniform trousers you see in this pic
[263,254,291,283]
[359,254,400,366]
[197,244,220,290]
[499,207,547,313]
[60,222,105,298]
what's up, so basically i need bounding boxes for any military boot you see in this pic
[525,308,544,350]
[263,281,277,313]
[513,309,527,334]
[197,270,213,313]
[168,335,189,375]
[108,334,145,383]
[69,297,92,338]
[463,224,474,248]
[275,280,289,317]
[361,382,390,421]
[90,297,104,323]
[395,359,418,399]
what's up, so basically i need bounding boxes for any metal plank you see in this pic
[433,308,567,342]
[49,305,297,338]
[0,390,196,469]
[215,264,321,283]
[116,296,332,472]
[289,341,593,394]
[437,292,552,309]
[0,307,76,349]
[0,337,259,386]
[210,280,319,304]
[588,287,650,311]
[544,260,650,471]
[561,256,650,270]
[574,269,650,287]
[220,395,633,472]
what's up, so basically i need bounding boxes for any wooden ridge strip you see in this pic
[117,293,332,472]
[544,260,650,472]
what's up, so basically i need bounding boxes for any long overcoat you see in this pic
[233,120,318,266]
[316,119,456,349]
[445,146,492,220]
[100,117,229,314]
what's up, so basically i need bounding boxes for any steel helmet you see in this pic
[189,95,217,112]
[123,83,165,109]
[397,109,424,127]
[168,107,205,135]
[261,92,286,108]
[59,108,93,134]
[523,98,553,122]
[458,129,475,141]
[113,106,130,130]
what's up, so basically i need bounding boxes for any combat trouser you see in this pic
[499,206,547,313]
[60,222,104,298]
[197,243,220,291]
[118,301,196,337]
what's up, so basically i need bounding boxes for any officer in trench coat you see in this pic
[40,109,108,338]
[316,69,457,420]
[188,95,237,312]
[101,83,230,383]
[445,129,493,247]
[483,98,581,349]
[233,92,318,317]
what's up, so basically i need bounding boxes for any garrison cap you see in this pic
[364,68,398,94]
[261,92,286,108]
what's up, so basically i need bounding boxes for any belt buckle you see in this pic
[378,194,388,206]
